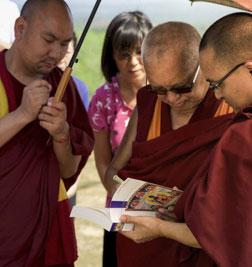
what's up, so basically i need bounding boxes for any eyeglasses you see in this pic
[207,62,244,91]
[116,49,142,61]
[149,65,200,95]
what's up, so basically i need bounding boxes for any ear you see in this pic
[244,61,252,74]
[14,17,27,41]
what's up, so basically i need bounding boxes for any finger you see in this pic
[47,97,56,107]
[158,207,174,214]
[156,211,168,219]
[47,97,66,110]
[156,208,168,216]
[156,211,177,221]
[163,197,179,207]
[26,87,50,106]
[38,112,57,124]
[157,208,177,220]
[172,186,183,192]
[120,215,130,223]
[40,105,62,117]
[38,95,50,106]
[120,215,137,224]
[39,120,54,131]
[35,80,52,91]
[167,205,175,212]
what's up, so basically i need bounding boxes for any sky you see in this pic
[13,0,243,33]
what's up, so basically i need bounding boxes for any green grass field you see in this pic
[73,28,106,97]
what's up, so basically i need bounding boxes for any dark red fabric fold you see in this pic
[45,200,77,265]
[116,87,233,267]
[0,51,94,267]
[182,110,252,267]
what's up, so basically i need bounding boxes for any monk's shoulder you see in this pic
[218,118,252,153]
[227,118,252,137]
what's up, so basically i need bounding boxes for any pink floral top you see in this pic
[88,76,133,152]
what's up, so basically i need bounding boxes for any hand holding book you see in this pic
[71,177,183,231]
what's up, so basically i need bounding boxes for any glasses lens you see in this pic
[117,49,142,61]
[150,87,168,95]
[149,85,193,95]
[170,86,193,94]
[155,88,168,95]
[117,52,131,60]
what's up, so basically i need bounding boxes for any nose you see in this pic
[49,42,62,62]
[128,54,140,66]
[164,91,181,103]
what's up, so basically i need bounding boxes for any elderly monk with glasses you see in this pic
[104,22,234,267]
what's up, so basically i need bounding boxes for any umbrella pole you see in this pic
[55,0,102,102]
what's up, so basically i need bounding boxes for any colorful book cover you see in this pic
[71,177,182,232]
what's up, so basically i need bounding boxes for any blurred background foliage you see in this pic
[73,28,105,96]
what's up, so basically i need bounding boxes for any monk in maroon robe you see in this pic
[181,12,252,267]
[0,1,93,266]
[121,13,252,267]
[104,22,233,267]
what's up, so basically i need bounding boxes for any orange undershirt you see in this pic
[147,97,233,141]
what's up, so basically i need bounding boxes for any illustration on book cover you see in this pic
[126,183,182,211]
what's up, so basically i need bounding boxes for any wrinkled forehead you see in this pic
[145,53,189,86]
[29,6,73,40]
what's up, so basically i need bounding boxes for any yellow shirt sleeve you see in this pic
[0,79,8,118]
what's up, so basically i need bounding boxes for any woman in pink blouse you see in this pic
[88,11,152,267]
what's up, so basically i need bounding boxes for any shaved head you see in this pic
[200,12,252,67]
[142,22,201,80]
[9,0,74,79]
[21,0,72,23]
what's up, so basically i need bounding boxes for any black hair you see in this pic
[101,11,152,82]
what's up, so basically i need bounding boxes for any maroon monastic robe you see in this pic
[0,51,94,267]
[116,87,234,267]
[179,108,252,267]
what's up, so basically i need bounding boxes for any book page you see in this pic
[70,206,113,231]
[71,206,134,232]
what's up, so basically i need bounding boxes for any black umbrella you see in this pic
[55,0,102,101]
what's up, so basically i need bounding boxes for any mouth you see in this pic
[42,60,57,69]
[172,103,185,108]
[169,100,185,106]
[160,98,185,108]
[129,69,142,73]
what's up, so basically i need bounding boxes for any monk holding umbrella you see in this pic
[0,0,97,266]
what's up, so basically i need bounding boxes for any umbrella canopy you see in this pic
[190,0,252,12]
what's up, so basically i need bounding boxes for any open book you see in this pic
[70,177,182,231]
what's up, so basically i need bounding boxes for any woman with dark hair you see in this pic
[88,11,152,267]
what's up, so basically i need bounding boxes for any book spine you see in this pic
[110,201,127,208]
